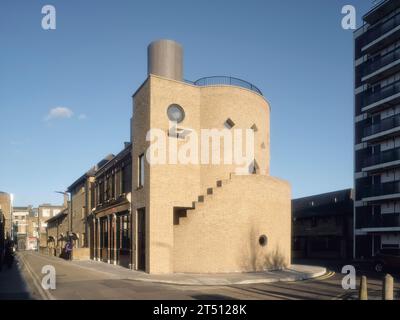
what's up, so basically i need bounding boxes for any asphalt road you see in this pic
[0,252,398,300]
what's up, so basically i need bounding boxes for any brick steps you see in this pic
[175,178,231,225]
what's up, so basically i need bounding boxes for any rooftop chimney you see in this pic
[147,39,183,81]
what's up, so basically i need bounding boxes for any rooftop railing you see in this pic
[186,76,263,96]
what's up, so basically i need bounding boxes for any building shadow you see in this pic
[0,258,32,300]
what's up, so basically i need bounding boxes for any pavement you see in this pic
[0,256,31,299]
[1,251,398,300]
[65,258,326,286]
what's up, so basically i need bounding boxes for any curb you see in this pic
[123,268,328,286]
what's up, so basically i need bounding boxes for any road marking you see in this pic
[284,271,336,284]
[18,253,55,300]
[315,271,336,280]
[25,251,120,279]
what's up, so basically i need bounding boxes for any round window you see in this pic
[259,235,268,247]
[167,104,185,123]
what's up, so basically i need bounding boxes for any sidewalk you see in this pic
[68,258,327,286]
[0,258,31,299]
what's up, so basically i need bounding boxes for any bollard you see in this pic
[359,275,368,300]
[382,274,394,300]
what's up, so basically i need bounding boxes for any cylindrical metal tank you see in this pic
[147,39,183,81]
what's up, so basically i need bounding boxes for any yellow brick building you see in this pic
[128,40,291,274]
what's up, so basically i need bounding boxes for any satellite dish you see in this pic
[126,192,132,203]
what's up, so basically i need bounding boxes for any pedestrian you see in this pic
[65,240,73,261]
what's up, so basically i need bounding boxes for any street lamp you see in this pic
[55,191,69,209]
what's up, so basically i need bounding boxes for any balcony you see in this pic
[357,211,400,229]
[363,146,400,170]
[362,47,400,82]
[361,181,400,199]
[186,76,263,96]
[363,113,400,141]
[362,79,400,112]
[361,12,400,52]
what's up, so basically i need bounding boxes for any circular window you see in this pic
[167,104,185,123]
[259,235,268,247]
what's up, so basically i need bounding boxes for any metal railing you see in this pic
[361,180,400,198]
[363,46,400,77]
[364,113,400,137]
[363,146,400,167]
[357,211,400,228]
[363,78,400,107]
[361,11,400,47]
[186,76,263,96]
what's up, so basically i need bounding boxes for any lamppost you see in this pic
[55,191,69,209]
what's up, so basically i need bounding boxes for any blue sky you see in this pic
[0,0,373,206]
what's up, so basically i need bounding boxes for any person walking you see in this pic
[65,240,73,261]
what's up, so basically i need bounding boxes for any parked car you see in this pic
[373,249,400,273]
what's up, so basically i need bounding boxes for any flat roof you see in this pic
[292,188,353,217]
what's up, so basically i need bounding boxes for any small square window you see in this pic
[251,124,258,132]
[224,118,235,129]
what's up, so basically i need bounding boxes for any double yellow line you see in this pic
[285,270,336,284]
[18,253,55,300]
[315,271,336,280]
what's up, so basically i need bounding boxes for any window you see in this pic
[138,154,145,188]
[251,124,258,132]
[42,209,50,217]
[167,104,185,123]
[120,168,124,194]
